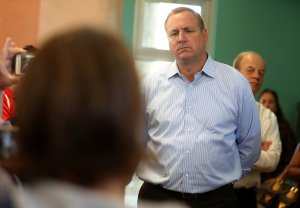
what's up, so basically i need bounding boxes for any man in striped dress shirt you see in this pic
[137,7,261,208]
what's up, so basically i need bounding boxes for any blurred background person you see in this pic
[0,38,25,90]
[259,88,297,182]
[0,38,25,201]
[259,143,300,208]
[2,44,38,123]
[2,87,15,122]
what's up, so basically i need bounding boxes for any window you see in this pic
[133,0,213,78]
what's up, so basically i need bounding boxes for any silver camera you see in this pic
[14,53,35,75]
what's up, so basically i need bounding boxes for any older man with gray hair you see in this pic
[233,51,282,208]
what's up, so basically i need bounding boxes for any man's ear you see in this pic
[202,28,208,42]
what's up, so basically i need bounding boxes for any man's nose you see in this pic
[252,70,260,79]
[178,31,186,43]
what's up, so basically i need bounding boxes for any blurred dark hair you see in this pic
[3,27,143,187]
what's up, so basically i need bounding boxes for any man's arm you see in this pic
[253,105,281,172]
[236,82,261,174]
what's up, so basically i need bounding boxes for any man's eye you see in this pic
[259,71,265,76]
[247,68,254,73]
[169,32,177,36]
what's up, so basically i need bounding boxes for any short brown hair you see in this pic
[164,7,206,30]
[3,28,143,187]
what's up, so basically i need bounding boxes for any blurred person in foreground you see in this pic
[233,51,282,208]
[0,28,187,208]
[137,7,261,208]
[259,88,297,182]
[0,38,25,124]
[0,38,25,197]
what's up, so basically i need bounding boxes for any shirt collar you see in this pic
[202,55,216,78]
[166,55,216,79]
[166,61,179,79]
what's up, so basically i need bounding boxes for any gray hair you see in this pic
[233,51,266,70]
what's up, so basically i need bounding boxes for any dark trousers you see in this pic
[138,182,238,208]
[234,187,257,208]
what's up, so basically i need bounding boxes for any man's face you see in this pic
[165,11,208,63]
[238,54,266,94]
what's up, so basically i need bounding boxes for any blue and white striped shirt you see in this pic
[137,56,261,193]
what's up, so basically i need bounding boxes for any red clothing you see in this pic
[2,88,16,121]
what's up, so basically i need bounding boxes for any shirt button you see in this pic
[186,174,189,177]
[186,150,190,154]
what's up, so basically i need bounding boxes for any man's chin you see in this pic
[176,53,193,60]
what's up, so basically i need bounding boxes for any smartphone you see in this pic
[14,53,35,75]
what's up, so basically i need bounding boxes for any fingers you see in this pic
[2,37,17,58]
[261,140,272,151]
[2,37,12,58]
[1,37,26,73]
[2,37,26,60]
[0,37,27,89]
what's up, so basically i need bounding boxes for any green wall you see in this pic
[212,0,300,136]
[122,0,300,136]
[122,0,135,49]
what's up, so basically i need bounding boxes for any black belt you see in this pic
[145,182,234,199]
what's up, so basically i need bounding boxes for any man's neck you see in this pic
[177,53,208,82]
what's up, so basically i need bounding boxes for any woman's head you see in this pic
[259,88,283,119]
[4,28,143,187]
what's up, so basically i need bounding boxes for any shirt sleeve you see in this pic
[253,105,282,172]
[235,82,261,174]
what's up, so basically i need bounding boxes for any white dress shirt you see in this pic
[234,102,281,188]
